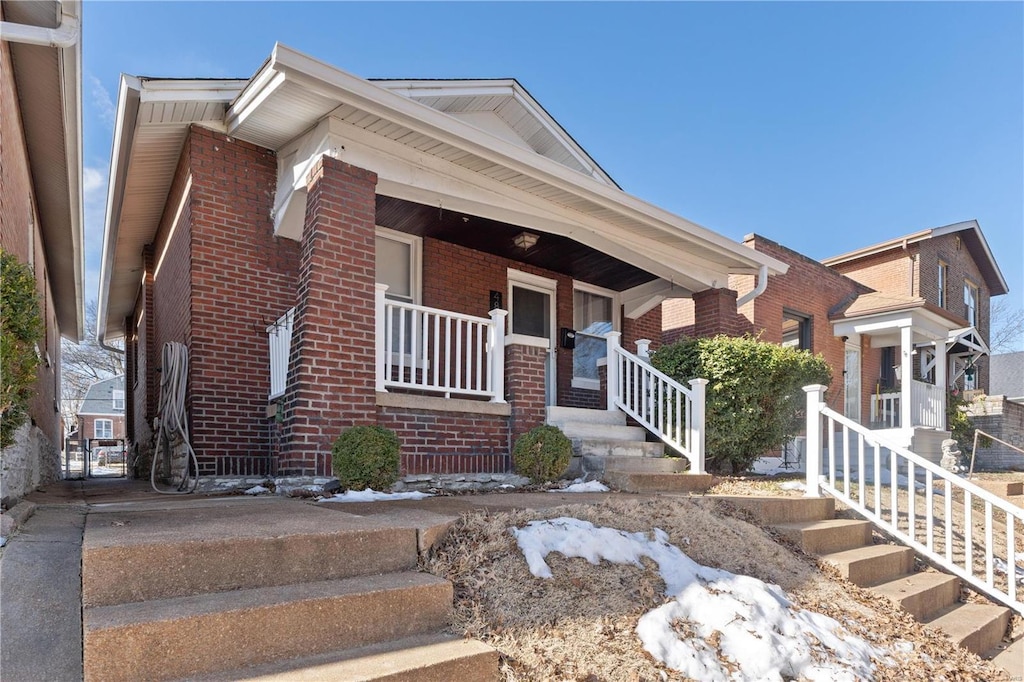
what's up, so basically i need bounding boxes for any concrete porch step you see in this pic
[196,633,499,682]
[820,544,914,586]
[575,439,665,459]
[870,571,961,621]
[699,495,836,524]
[923,601,1012,655]
[772,519,873,555]
[584,454,688,476]
[82,499,420,607]
[546,406,626,427]
[603,471,714,494]
[83,572,453,682]
[558,422,647,442]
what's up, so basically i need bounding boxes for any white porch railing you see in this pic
[804,384,1024,615]
[605,332,707,474]
[870,391,900,428]
[911,379,945,429]
[375,284,506,401]
[267,307,295,399]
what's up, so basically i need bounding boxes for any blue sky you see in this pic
[82,2,1024,337]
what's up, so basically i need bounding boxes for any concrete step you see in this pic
[699,495,836,524]
[197,633,499,682]
[772,519,873,555]
[83,572,453,682]
[821,544,914,586]
[924,602,1012,655]
[603,471,714,494]
[575,438,665,459]
[870,571,961,621]
[558,422,647,442]
[546,406,625,427]
[82,500,419,607]
[985,631,1024,680]
[583,454,688,476]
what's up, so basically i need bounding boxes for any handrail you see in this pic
[606,332,707,474]
[804,384,1023,614]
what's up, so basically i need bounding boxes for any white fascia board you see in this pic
[137,79,243,104]
[239,44,786,277]
[376,80,517,100]
[932,220,1009,295]
[60,7,85,341]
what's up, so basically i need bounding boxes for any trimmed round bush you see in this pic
[512,425,572,483]
[331,425,400,491]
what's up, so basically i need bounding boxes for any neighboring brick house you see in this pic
[97,44,787,480]
[76,376,127,443]
[0,1,85,502]
[664,222,1009,459]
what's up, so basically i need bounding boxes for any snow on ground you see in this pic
[554,479,609,493]
[244,485,271,495]
[319,488,433,503]
[994,555,1024,585]
[778,480,806,492]
[511,517,888,681]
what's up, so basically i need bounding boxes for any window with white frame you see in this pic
[94,419,113,439]
[572,284,617,389]
[375,227,422,354]
[937,261,948,308]
[112,389,125,411]
[964,280,978,326]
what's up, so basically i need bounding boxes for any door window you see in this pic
[573,288,614,386]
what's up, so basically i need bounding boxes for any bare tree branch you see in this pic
[989,297,1024,354]
[61,300,125,432]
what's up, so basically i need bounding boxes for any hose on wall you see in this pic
[151,342,199,494]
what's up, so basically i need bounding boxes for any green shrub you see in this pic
[512,425,572,483]
[651,334,832,474]
[1,250,43,449]
[331,425,400,491]
[947,390,990,451]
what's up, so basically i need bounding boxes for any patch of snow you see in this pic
[555,479,609,493]
[0,536,6,548]
[994,557,1024,585]
[512,517,886,681]
[778,481,806,491]
[244,485,271,495]
[319,488,433,503]
[499,484,515,489]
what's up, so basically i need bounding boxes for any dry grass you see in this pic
[426,497,1009,681]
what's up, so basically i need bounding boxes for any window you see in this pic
[781,310,811,351]
[879,346,897,390]
[507,270,557,341]
[94,419,113,439]
[573,285,617,388]
[964,280,979,326]
[937,261,948,308]
[112,390,125,411]
[375,227,422,355]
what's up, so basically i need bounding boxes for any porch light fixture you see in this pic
[513,231,539,250]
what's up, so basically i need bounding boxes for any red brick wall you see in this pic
[0,31,62,450]
[280,156,377,476]
[623,306,663,355]
[506,343,548,440]
[829,247,918,301]
[376,407,509,474]
[691,288,754,338]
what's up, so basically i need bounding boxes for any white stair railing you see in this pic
[870,391,901,428]
[910,379,946,429]
[804,384,1024,615]
[605,332,707,474]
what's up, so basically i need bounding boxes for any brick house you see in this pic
[664,222,1008,459]
[0,0,84,502]
[97,44,788,480]
[76,376,127,443]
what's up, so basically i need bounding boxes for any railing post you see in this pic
[635,339,652,360]
[688,378,708,475]
[605,331,621,411]
[804,384,827,497]
[375,283,388,393]
[488,308,508,403]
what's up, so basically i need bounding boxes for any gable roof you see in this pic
[78,375,125,416]
[990,351,1024,400]
[98,43,788,342]
[821,220,1009,297]
[2,0,85,340]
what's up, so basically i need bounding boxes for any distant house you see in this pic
[663,221,1009,461]
[77,376,127,442]
[990,352,1024,404]
[0,0,85,502]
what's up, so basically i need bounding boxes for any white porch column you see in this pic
[488,308,508,403]
[804,384,827,498]
[635,339,652,360]
[900,325,913,429]
[688,378,709,474]
[375,283,388,393]
[606,331,622,411]
[934,337,947,428]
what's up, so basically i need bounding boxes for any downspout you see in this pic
[0,3,80,48]
[736,264,769,308]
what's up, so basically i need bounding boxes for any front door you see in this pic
[844,343,861,422]
[508,270,557,406]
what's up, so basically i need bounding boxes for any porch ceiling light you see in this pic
[514,231,539,250]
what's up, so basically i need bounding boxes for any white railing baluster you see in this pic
[267,307,296,399]
[432,313,440,389]
[873,443,881,517]
[985,502,994,586]
[842,424,850,497]
[945,479,953,562]
[1008,516,1017,604]
[829,424,836,492]
[965,492,973,573]
[908,460,916,544]
[858,434,865,508]
[926,470,934,552]
[891,449,899,532]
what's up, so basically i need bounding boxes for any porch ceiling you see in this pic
[376,196,657,291]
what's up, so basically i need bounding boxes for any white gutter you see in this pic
[736,264,769,308]
[0,3,80,48]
